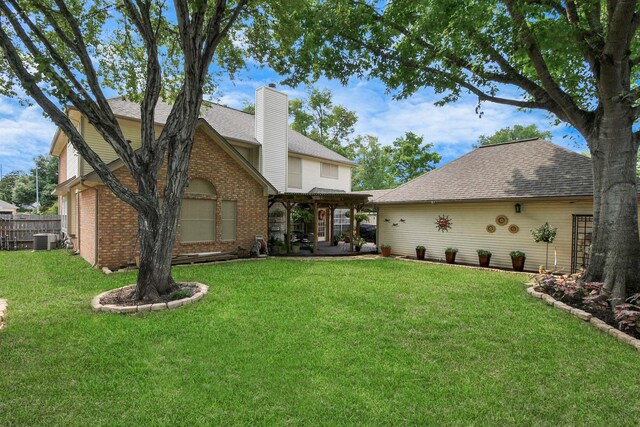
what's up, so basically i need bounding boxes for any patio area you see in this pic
[275,241,378,257]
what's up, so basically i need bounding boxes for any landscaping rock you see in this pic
[541,294,556,305]
[137,304,152,312]
[167,300,183,309]
[191,292,204,302]
[118,305,138,314]
[101,304,120,313]
[570,308,592,321]
[590,317,613,333]
[101,267,112,275]
[150,303,167,311]
[553,301,573,313]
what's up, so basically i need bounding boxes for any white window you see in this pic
[180,179,216,243]
[60,196,68,232]
[221,201,236,241]
[321,162,339,179]
[288,156,302,189]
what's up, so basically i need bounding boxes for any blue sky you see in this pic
[0,62,586,175]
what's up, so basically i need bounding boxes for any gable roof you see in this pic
[104,97,354,165]
[82,119,278,195]
[0,199,18,210]
[375,138,599,204]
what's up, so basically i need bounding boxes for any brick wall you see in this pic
[78,189,97,266]
[77,128,268,269]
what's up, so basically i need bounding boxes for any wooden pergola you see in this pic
[269,191,371,253]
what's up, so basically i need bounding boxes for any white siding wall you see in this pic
[286,156,352,193]
[256,86,288,192]
[377,199,638,273]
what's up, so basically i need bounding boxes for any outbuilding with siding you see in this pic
[374,138,640,273]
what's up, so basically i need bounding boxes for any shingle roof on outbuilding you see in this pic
[0,199,18,210]
[375,138,601,204]
[105,97,354,165]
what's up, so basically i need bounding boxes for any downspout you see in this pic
[93,186,99,268]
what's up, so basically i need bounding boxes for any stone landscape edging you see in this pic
[91,283,209,313]
[526,286,640,352]
[0,298,7,330]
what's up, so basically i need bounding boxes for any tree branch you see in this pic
[0,21,147,211]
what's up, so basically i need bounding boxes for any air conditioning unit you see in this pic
[33,234,49,251]
[46,233,58,250]
[33,233,58,251]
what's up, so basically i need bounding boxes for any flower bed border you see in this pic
[526,286,640,352]
[91,283,208,313]
[0,299,7,330]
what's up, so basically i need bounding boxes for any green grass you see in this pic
[0,251,639,426]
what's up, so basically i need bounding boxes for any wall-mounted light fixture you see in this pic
[515,203,522,214]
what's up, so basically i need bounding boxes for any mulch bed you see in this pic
[535,288,639,340]
[100,282,199,306]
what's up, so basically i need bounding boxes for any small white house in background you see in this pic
[373,138,640,273]
[0,199,18,215]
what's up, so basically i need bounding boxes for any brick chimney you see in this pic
[255,85,288,193]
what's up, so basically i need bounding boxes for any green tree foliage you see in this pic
[251,0,640,303]
[391,132,441,183]
[477,125,553,147]
[0,170,23,203]
[0,156,57,211]
[351,135,395,191]
[289,88,357,159]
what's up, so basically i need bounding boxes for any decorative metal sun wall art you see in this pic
[435,214,453,232]
[486,224,496,233]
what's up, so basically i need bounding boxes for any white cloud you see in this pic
[0,100,56,173]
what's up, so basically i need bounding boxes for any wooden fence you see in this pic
[0,215,62,250]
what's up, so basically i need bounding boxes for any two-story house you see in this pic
[50,85,361,269]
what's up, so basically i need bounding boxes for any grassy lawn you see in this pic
[0,251,639,425]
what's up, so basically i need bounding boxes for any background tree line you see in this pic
[0,155,58,213]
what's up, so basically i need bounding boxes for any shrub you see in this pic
[510,250,525,258]
[445,247,458,254]
[614,293,640,334]
[170,289,193,301]
[380,244,391,249]
[416,245,426,250]
[477,249,491,256]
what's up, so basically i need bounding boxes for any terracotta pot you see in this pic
[478,254,491,268]
[416,248,426,260]
[445,252,456,264]
[511,256,526,272]
[381,247,391,257]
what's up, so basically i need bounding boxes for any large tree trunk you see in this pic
[585,122,640,306]
[134,204,181,301]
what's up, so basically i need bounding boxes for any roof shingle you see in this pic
[106,97,353,165]
[375,139,599,204]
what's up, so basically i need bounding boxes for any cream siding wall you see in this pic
[80,117,162,175]
[256,87,288,192]
[377,199,640,273]
[286,156,352,193]
[66,141,79,178]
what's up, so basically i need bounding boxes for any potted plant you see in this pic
[380,244,392,257]
[510,250,526,272]
[445,247,458,264]
[291,241,301,254]
[477,249,492,267]
[416,245,426,260]
[332,235,339,246]
[355,237,366,252]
